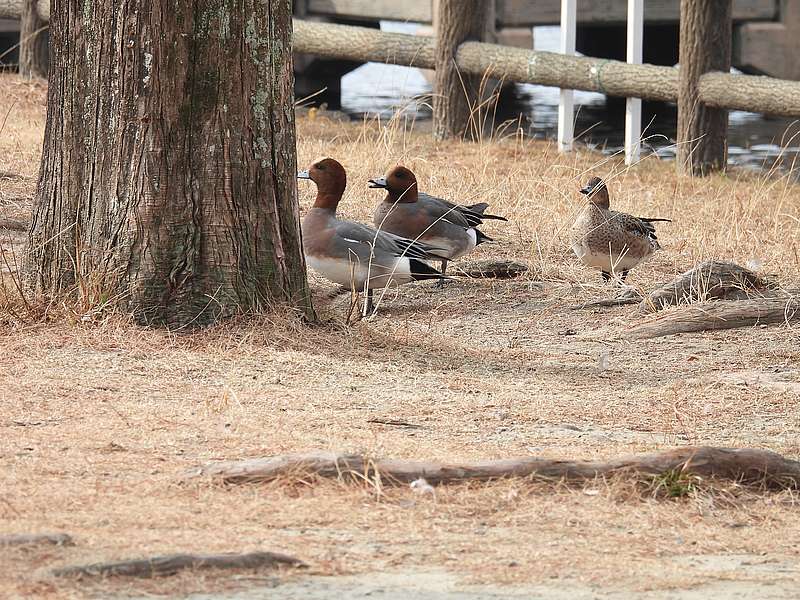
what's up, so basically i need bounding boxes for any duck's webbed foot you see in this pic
[363,289,375,316]
[436,259,449,288]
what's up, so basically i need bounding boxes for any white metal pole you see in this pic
[625,0,644,164]
[558,0,576,153]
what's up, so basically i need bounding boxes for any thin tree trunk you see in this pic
[26,0,314,326]
[19,0,48,78]
[433,0,493,140]
[677,0,732,175]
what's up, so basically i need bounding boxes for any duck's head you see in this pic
[368,165,418,203]
[579,176,610,209]
[298,158,347,208]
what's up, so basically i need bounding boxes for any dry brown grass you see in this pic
[2,72,800,598]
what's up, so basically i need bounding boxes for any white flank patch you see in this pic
[307,255,414,289]
[306,256,366,287]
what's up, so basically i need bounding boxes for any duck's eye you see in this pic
[316,163,326,171]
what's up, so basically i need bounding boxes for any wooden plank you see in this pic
[557,0,576,153]
[307,0,433,23]
[624,0,643,165]
[496,0,777,27]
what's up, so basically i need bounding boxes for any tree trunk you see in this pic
[677,0,732,175]
[26,0,314,326]
[433,0,493,140]
[19,0,48,77]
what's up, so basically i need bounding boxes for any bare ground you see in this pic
[1,74,800,599]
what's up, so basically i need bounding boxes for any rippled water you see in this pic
[340,23,800,173]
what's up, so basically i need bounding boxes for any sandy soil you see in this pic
[1,74,800,599]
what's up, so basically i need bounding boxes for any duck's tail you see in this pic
[467,202,508,222]
[410,259,446,281]
[474,229,494,245]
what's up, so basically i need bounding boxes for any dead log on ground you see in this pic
[0,533,74,547]
[185,447,800,490]
[458,260,528,279]
[641,260,776,313]
[628,297,799,339]
[52,551,306,579]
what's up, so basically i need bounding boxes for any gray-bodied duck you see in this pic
[368,165,506,276]
[571,176,670,282]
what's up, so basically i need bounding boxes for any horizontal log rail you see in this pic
[293,20,800,116]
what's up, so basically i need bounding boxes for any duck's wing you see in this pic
[417,194,473,228]
[417,193,507,227]
[616,213,672,244]
[334,219,448,261]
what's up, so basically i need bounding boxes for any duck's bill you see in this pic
[297,170,311,180]
[579,185,593,195]
[368,177,388,189]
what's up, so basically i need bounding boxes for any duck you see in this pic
[570,176,671,282]
[298,158,447,313]
[368,165,506,277]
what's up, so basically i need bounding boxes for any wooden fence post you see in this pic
[433,0,493,140]
[677,0,732,175]
[20,0,49,78]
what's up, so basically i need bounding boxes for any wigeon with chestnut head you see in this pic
[571,176,671,283]
[368,165,506,277]
[298,158,446,313]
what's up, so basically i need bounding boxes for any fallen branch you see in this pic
[185,447,800,490]
[367,418,424,429]
[569,296,641,310]
[53,551,306,579]
[627,297,799,339]
[0,533,74,547]
[641,260,776,313]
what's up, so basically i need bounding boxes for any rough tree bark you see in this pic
[26,1,314,326]
[19,0,48,77]
[433,0,493,140]
[677,0,732,175]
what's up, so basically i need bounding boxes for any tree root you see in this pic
[53,551,306,579]
[185,446,800,490]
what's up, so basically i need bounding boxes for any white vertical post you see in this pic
[557,0,576,152]
[625,0,644,164]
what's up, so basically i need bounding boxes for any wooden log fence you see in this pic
[291,20,800,115]
[6,6,800,116]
